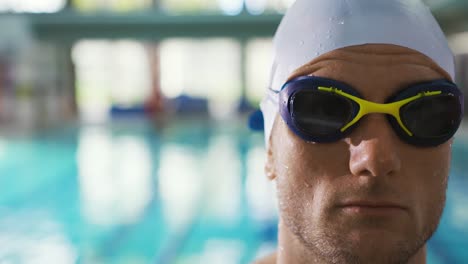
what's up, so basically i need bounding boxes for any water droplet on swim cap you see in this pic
[269,0,455,92]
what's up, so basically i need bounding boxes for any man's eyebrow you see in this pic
[288,55,452,82]
[338,46,420,56]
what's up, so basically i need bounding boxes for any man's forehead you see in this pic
[289,45,450,81]
[286,45,450,100]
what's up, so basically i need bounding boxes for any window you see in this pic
[245,0,294,14]
[160,38,242,119]
[246,38,273,104]
[160,0,243,15]
[72,40,153,122]
[71,0,152,12]
[0,0,65,13]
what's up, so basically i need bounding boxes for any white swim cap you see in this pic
[260,0,455,148]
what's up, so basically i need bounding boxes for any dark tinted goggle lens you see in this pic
[401,94,462,138]
[291,90,354,136]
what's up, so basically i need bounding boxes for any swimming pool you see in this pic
[0,118,467,264]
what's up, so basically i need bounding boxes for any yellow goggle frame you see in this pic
[317,86,442,137]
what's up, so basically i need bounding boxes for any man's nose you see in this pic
[348,114,402,178]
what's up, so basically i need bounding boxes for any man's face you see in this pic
[268,44,452,264]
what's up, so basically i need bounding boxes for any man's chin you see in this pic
[336,230,417,264]
[333,215,413,241]
[347,227,405,242]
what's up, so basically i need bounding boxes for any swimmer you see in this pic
[252,0,464,263]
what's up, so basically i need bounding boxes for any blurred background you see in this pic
[0,0,467,263]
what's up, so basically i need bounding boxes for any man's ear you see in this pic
[265,142,277,181]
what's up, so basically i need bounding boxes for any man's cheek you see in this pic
[277,173,311,208]
[412,172,448,231]
[278,175,325,218]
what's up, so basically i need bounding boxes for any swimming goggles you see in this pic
[267,76,464,147]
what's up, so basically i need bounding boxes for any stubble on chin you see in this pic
[280,195,446,264]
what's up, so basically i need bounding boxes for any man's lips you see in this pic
[337,200,408,214]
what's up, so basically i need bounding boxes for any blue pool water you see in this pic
[0,118,467,264]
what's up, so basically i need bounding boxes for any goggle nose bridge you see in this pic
[317,86,443,136]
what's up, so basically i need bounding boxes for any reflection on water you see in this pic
[0,210,77,264]
[196,239,244,264]
[159,144,202,231]
[451,189,468,229]
[202,135,242,224]
[246,146,277,222]
[77,127,153,226]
